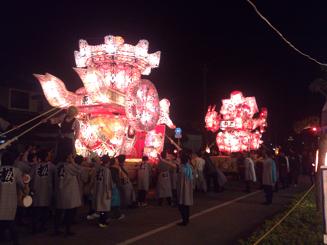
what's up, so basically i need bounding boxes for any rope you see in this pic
[0,108,63,150]
[0,107,58,137]
[253,184,315,245]
[245,0,327,67]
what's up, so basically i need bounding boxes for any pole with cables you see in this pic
[0,107,58,137]
[0,108,63,150]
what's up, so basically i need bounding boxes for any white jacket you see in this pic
[244,157,256,182]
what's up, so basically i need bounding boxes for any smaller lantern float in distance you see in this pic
[34,35,175,161]
[205,90,267,153]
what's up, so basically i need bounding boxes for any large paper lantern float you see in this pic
[34,35,175,159]
[205,91,267,152]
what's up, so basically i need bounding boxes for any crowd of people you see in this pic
[0,140,309,245]
[0,143,224,245]
[238,148,312,205]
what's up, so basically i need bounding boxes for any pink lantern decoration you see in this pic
[205,90,267,153]
[34,35,174,157]
[125,79,160,131]
[144,125,166,161]
[205,105,220,132]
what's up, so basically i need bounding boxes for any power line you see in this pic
[246,0,327,67]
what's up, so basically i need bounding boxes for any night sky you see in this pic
[1,0,327,144]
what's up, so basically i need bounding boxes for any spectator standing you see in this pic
[277,151,289,189]
[203,153,219,192]
[137,156,152,207]
[54,152,82,236]
[176,152,194,226]
[0,151,24,245]
[30,150,56,233]
[117,155,136,208]
[244,152,256,193]
[109,158,125,220]
[94,156,112,228]
[157,152,176,206]
[191,153,207,192]
[262,151,277,205]
[289,150,301,187]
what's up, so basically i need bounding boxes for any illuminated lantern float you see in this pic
[34,35,175,159]
[205,91,267,152]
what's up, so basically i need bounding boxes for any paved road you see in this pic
[11,177,311,245]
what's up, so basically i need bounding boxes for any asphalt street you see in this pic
[9,177,311,245]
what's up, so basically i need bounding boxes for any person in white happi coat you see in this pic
[244,152,257,193]
[216,167,227,192]
[157,151,177,206]
[109,158,125,220]
[30,149,56,233]
[0,151,24,245]
[168,153,180,206]
[176,152,194,226]
[54,152,82,236]
[137,156,152,207]
[13,148,33,175]
[191,153,207,192]
[117,155,136,208]
[78,157,97,220]
[93,156,112,228]
[262,151,277,205]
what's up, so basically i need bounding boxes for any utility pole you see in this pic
[203,64,208,147]
[317,102,327,212]
[203,64,208,118]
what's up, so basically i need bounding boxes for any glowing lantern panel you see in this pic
[205,90,267,153]
[35,35,175,157]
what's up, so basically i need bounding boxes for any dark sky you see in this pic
[1,0,327,144]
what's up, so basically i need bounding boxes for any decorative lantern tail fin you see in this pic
[34,73,78,108]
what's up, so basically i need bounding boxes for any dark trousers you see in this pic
[263,185,273,204]
[291,171,299,185]
[178,205,190,224]
[15,206,26,225]
[206,172,219,192]
[110,206,122,219]
[138,190,147,203]
[172,189,177,205]
[0,220,19,245]
[56,137,75,160]
[83,195,95,215]
[274,181,279,192]
[32,207,49,232]
[54,208,76,234]
[280,176,289,189]
[158,197,172,206]
[99,212,108,224]
[310,173,315,186]
[245,180,251,192]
